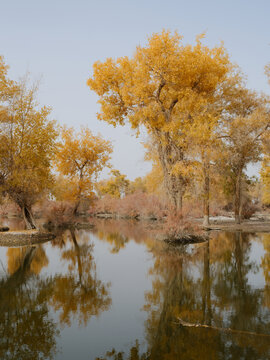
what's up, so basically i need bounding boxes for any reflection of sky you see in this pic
[1,0,270,179]
[247,236,266,289]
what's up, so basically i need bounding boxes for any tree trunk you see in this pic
[203,160,210,227]
[73,199,81,216]
[155,132,185,213]
[175,189,183,213]
[234,172,242,224]
[22,205,37,230]
[169,174,183,213]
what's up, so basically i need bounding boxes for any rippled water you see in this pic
[0,219,270,359]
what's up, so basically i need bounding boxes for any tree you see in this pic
[128,177,147,194]
[259,64,270,207]
[0,57,14,105]
[217,78,270,223]
[97,169,130,198]
[55,126,112,214]
[222,109,270,223]
[0,71,58,229]
[88,31,237,213]
[261,158,270,205]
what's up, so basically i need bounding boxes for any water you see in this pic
[0,219,270,359]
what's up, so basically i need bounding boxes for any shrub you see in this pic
[241,199,258,219]
[42,201,75,226]
[162,210,203,241]
[0,199,21,218]
[91,191,167,219]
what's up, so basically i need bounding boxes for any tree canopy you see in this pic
[55,126,112,214]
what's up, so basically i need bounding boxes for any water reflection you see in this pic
[91,219,158,253]
[95,228,270,360]
[50,228,111,326]
[140,232,270,359]
[96,341,148,360]
[0,245,59,360]
[0,219,270,359]
[261,234,270,309]
[0,224,112,359]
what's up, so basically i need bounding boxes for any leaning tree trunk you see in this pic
[22,205,37,230]
[234,171,242,224]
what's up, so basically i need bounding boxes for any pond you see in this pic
[0,219,270,359]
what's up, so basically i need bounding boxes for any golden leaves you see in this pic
[0,74,58,207]
[55,126,112,202]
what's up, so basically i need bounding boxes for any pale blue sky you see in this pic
[1,0,270,179]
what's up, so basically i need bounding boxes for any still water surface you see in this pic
[0,219,270,359]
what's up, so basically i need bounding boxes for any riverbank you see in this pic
[202,214,270,232]
[0,230,55,247]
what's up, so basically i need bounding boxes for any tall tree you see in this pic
[88,31,241,213]
[0,72,58,229]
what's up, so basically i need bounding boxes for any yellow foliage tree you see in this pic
[261,157,270,205]
[260,63,270,205]
[88,30,241,213]
[0,67,58,229]
[129,176,147,194]
[55,126,112,214]
[96,169,130,198]
[223,108,270,223]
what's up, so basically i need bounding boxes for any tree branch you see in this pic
[169,98,178,114]
[155,80,166,113]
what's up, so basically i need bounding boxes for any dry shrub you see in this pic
[42,201,75,226]
[91,195,119,215]
[241,199,259,219]
[91,191,167,219]
[162,209,204,241]
[0,199,21,217]
[210,202,227,217]
[182,199,227,218]
[181,200,202,218]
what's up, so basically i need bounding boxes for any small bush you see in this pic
[162,210,203,241]
[42,201,75,226]
[241,200,258,219]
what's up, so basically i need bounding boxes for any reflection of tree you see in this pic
[140,233,270,359]
[7,246,48,275]
[0,246,59,360]
[92,219,157,253]
[50,228,111,326]
[0,226,113,358]
[261,234,270,308]
[96,341,149,360]
[97,230,128,253]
